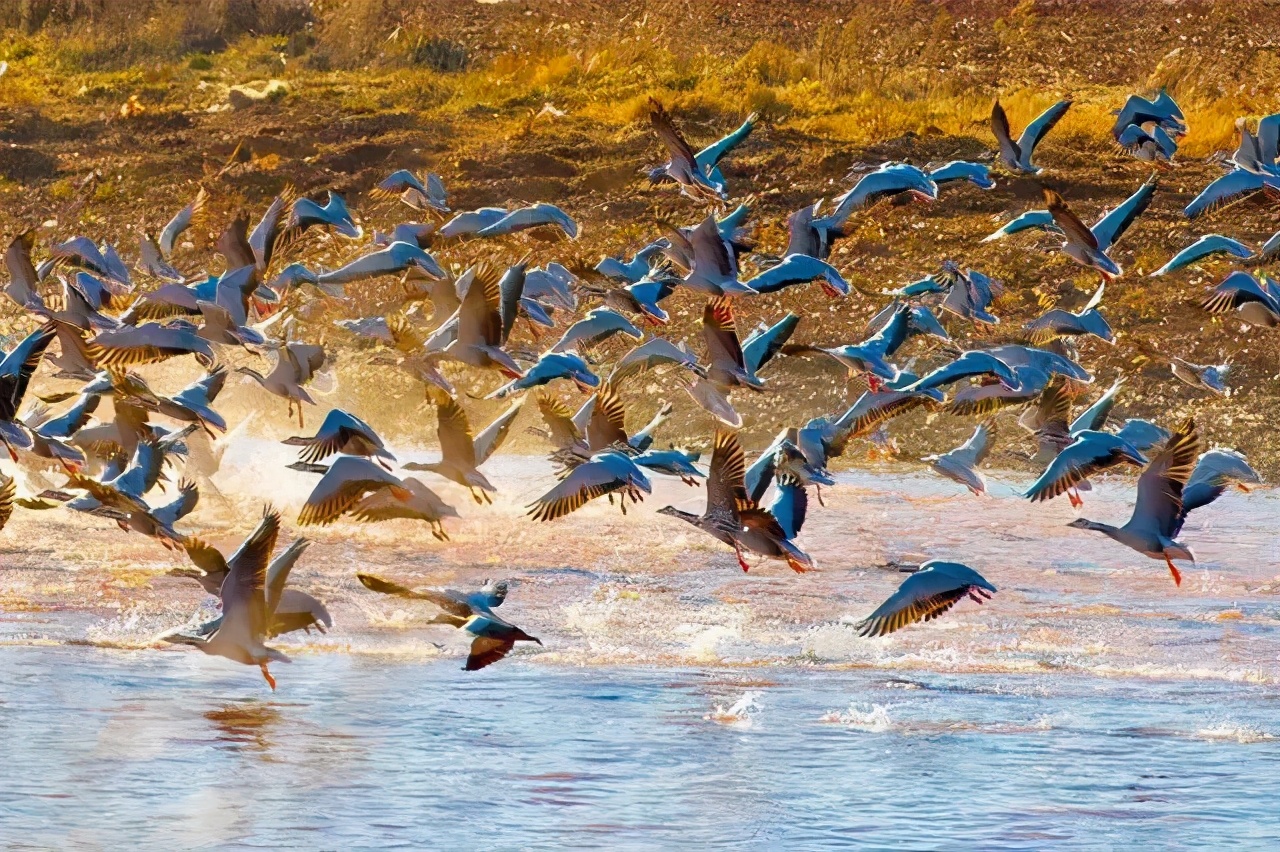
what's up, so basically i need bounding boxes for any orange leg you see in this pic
[1068,488,1082,509]
[1164,554,1182,587]
[733,544,750,573]
[259,663,277,691]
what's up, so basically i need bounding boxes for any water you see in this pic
[3,446,1280,846]
[3,649,1279,849]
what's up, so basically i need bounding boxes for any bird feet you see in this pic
[1068,488,1083,509]
[1165,554,1182,587]
[259,663,277,691]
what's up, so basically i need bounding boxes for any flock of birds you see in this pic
[0,89,1274,686]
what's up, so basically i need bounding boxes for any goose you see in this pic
[855,561,997,637]
[1067,419,1201,586]
[991,97,1072,173]
[357,573,540,670]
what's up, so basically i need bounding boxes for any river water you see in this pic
[2,441,1279,847]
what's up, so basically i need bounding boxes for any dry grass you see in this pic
[2,0,1280,473]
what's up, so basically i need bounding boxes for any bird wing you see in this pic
[990,100,1022,164]
[454,264,504,350]
[0,472,15,532]
[1069,379,1122,434]
[473,396,523,465]
[535,392,583,449]
[707,428,751,514]
[608,337,698,384]
[649,98,701,174]
[1184,169,1268,219]
[696,112,757,170]
[1025,433,1140,502]
[1090,174,1157,252]
[526,457,632,522]
[1016,98,1072,162]
[158,187,207,258]
[221,508,280,644]
[1128,418,1200,539]
[856,565,991,638]
[498,263,526,345]
[702,297,747,377]
[428,386,479,468]
[298,457,404,526]
[767,474,807,540]
[465,635,517,671]
[356,572,473,618]
[585,382,629,452]
[1043,189,1099,251]
[689,217,735,279]
[741,312,800,375]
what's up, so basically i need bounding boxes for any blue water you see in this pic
[3,647,1279,849]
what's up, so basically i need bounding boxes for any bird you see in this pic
[161,508,310,690]
[157,186,208,258]
[1043,188,1123,279]
[924,420,996,496]
[1171,358,1230,397]
[646,98,725,201]
[0,323,57,462]
[1067,418,1201,586]
[404,387,522,503]
[982,174,1156,251]
[357,573,540,670]
[810,163,937,253]
[474,203,578,240]
[990,97,1072,173]
[1200,271,1280,328]
[315,241,445,289]
[487,351,599,399]
[348,476,458,541]
[741,254,849,298]
[372,169,449,213]
[549,308,643,354]
[173,530,331,638]
[928,160,996,190]
[296,455,413,526]
[288,191,362,240]
[1173,449,1261,536]
[595,242,669,284]
[1151,235,1263,276]
[526,449,652,521]
[855,561,997,637]
[1024,283,1114,345]
[664,216,756,296]
[657,429,813,573]
[237,339,328,427]
[283,408,394,467]
[1024,428,1147,508]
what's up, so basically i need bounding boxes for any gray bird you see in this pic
[1024,283,1114,345]
[404,388,522,503]
[991,97,1072,173]
[372,169,449,213]
[1068,419,1201,586]
[349,476,459,541]
[647,98,725,201]
[1173,449,1261,536]
[238,339,328,427]
[158,186,208,258]
[357,573,540,671]
[549,308,643,354]
[474,203,578,240]
[162,508,310,690]
[855,561,997,637]
[283,408,394,467]
[1171,358,1230,397]
[657,429,813,573]
[174,534,332,639]
[296,455,413,527]
[527,449,652,521]
[924,420,996,496]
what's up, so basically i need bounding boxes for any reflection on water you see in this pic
[2,649,1279,849]
[204,702,282,753]
[3,447,1280,845]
